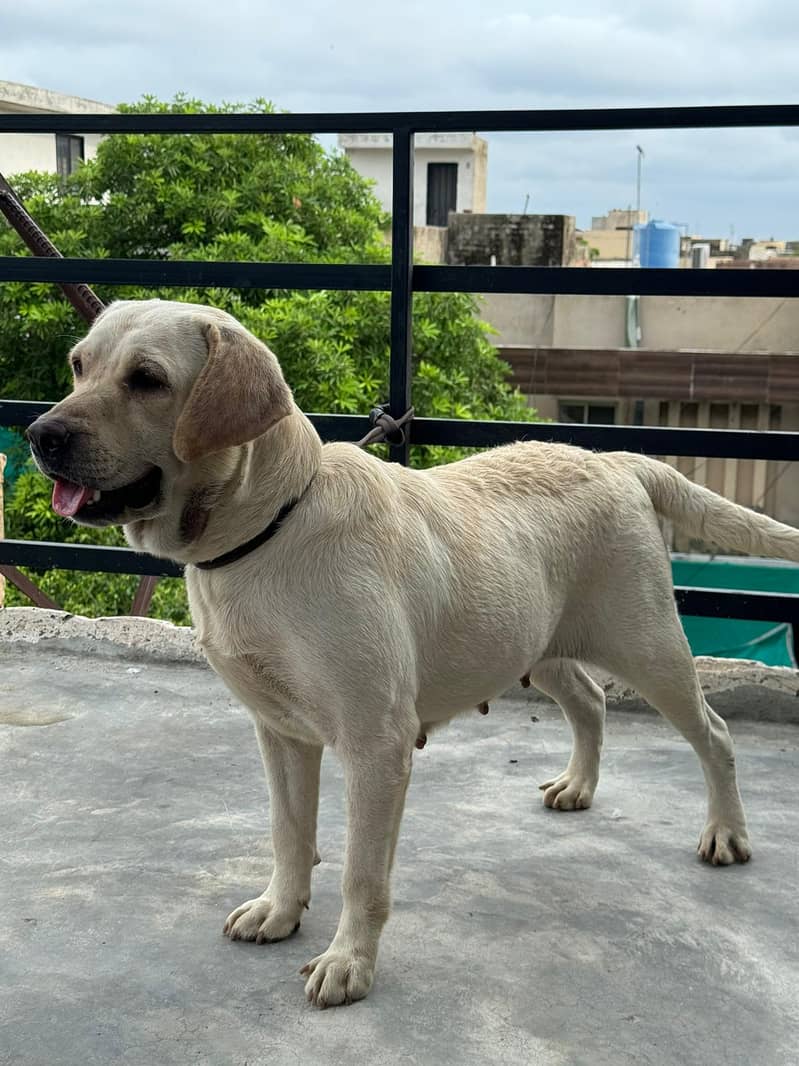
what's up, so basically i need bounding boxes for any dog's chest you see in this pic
[187,573,324,743]
[203,641,323,744]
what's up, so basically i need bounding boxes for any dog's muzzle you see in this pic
[27,415,162,526]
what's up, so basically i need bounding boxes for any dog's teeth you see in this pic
[91,490,101,502]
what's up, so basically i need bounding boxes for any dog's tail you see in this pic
[617,453,799,562]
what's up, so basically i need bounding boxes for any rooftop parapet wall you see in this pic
[3,608,797,723]
[446,213,576,267]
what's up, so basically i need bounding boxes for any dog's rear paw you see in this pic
[539,770,596,811]
[223,894,304,943]
[301,947,375,1008]
[697,824,752,865]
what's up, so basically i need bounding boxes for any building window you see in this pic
[559,402,616,425]
[426,162,458,226]
[55,134,84,179]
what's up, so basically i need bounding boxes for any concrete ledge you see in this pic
[0,607,203,664]
[515,657,799,724]
[3,606,799,723]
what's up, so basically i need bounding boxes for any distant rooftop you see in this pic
[0,79,115,115]
[339,132,484,151]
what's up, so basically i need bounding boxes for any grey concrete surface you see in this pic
[1,641,798,1066]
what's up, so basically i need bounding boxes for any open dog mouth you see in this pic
[51,467,162,523]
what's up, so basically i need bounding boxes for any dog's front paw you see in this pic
[539,769,596,810]
[301,947,375,1008]
[223,893,304,943]
[697,823,752,865]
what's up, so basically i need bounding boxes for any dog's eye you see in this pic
[72,358,82,377]
[128,368,168,391]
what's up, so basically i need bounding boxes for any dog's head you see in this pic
[27,299,294,544]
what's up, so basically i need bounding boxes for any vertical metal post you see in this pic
[388,127,414,465]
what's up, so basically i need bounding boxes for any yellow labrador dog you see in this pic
[27,299,799,1007]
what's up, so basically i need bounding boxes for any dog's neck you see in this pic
[125,407,322,566]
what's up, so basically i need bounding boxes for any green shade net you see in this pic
[672,554,798,667]
[0,428,27,488]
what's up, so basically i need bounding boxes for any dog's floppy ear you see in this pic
[173,322,294,462]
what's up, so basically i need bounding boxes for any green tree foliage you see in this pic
[1,96,535,621]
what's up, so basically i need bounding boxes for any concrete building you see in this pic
[744,238,789,261]
[339,132,487,227]
[446,212,575,267]
[484,292,799,535]
[717,257,799,271]
[574,228,634,266]
[0,80,114,179]
[590,207,647,231]
[577,207,649,267]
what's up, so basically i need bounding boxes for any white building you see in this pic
[338,132,487,227]
[0,80,115,179]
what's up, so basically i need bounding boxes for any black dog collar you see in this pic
[194,482,313,571]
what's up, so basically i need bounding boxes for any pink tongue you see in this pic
[52,480,94,517]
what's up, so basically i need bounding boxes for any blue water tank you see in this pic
[633,220,681,268]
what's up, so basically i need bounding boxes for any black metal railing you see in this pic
[1,105,799,631]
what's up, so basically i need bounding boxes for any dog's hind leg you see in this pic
[530,659,606,810]
[588,568,751,865]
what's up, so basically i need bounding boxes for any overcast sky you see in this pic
[2,0,798,237]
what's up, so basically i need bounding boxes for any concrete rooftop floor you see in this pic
[1,637,798,1066]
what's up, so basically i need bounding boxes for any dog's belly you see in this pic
[416,672,522,723]
[414,634,541,724]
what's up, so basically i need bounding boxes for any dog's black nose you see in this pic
[27,418,71,460]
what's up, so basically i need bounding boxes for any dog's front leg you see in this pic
[302,734,413,1008]
[224,720,322,943]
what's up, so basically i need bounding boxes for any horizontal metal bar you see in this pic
[306,414,372,441]
[0,104,797,135]
[407,417,799,460]
[416,265,799,299]
[3,406,799,461]
[0,257,390,291]
[0,400,52,426]
[675,586,799,623]
[0,539,182,577]
[2,258,796,300]
[1,259,797,300]
[2,537,798,625]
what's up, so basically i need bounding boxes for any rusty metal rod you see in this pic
[0,171,110,614]
[130,575,160,616]
[0,564,61,610]
[0,172,105,324]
